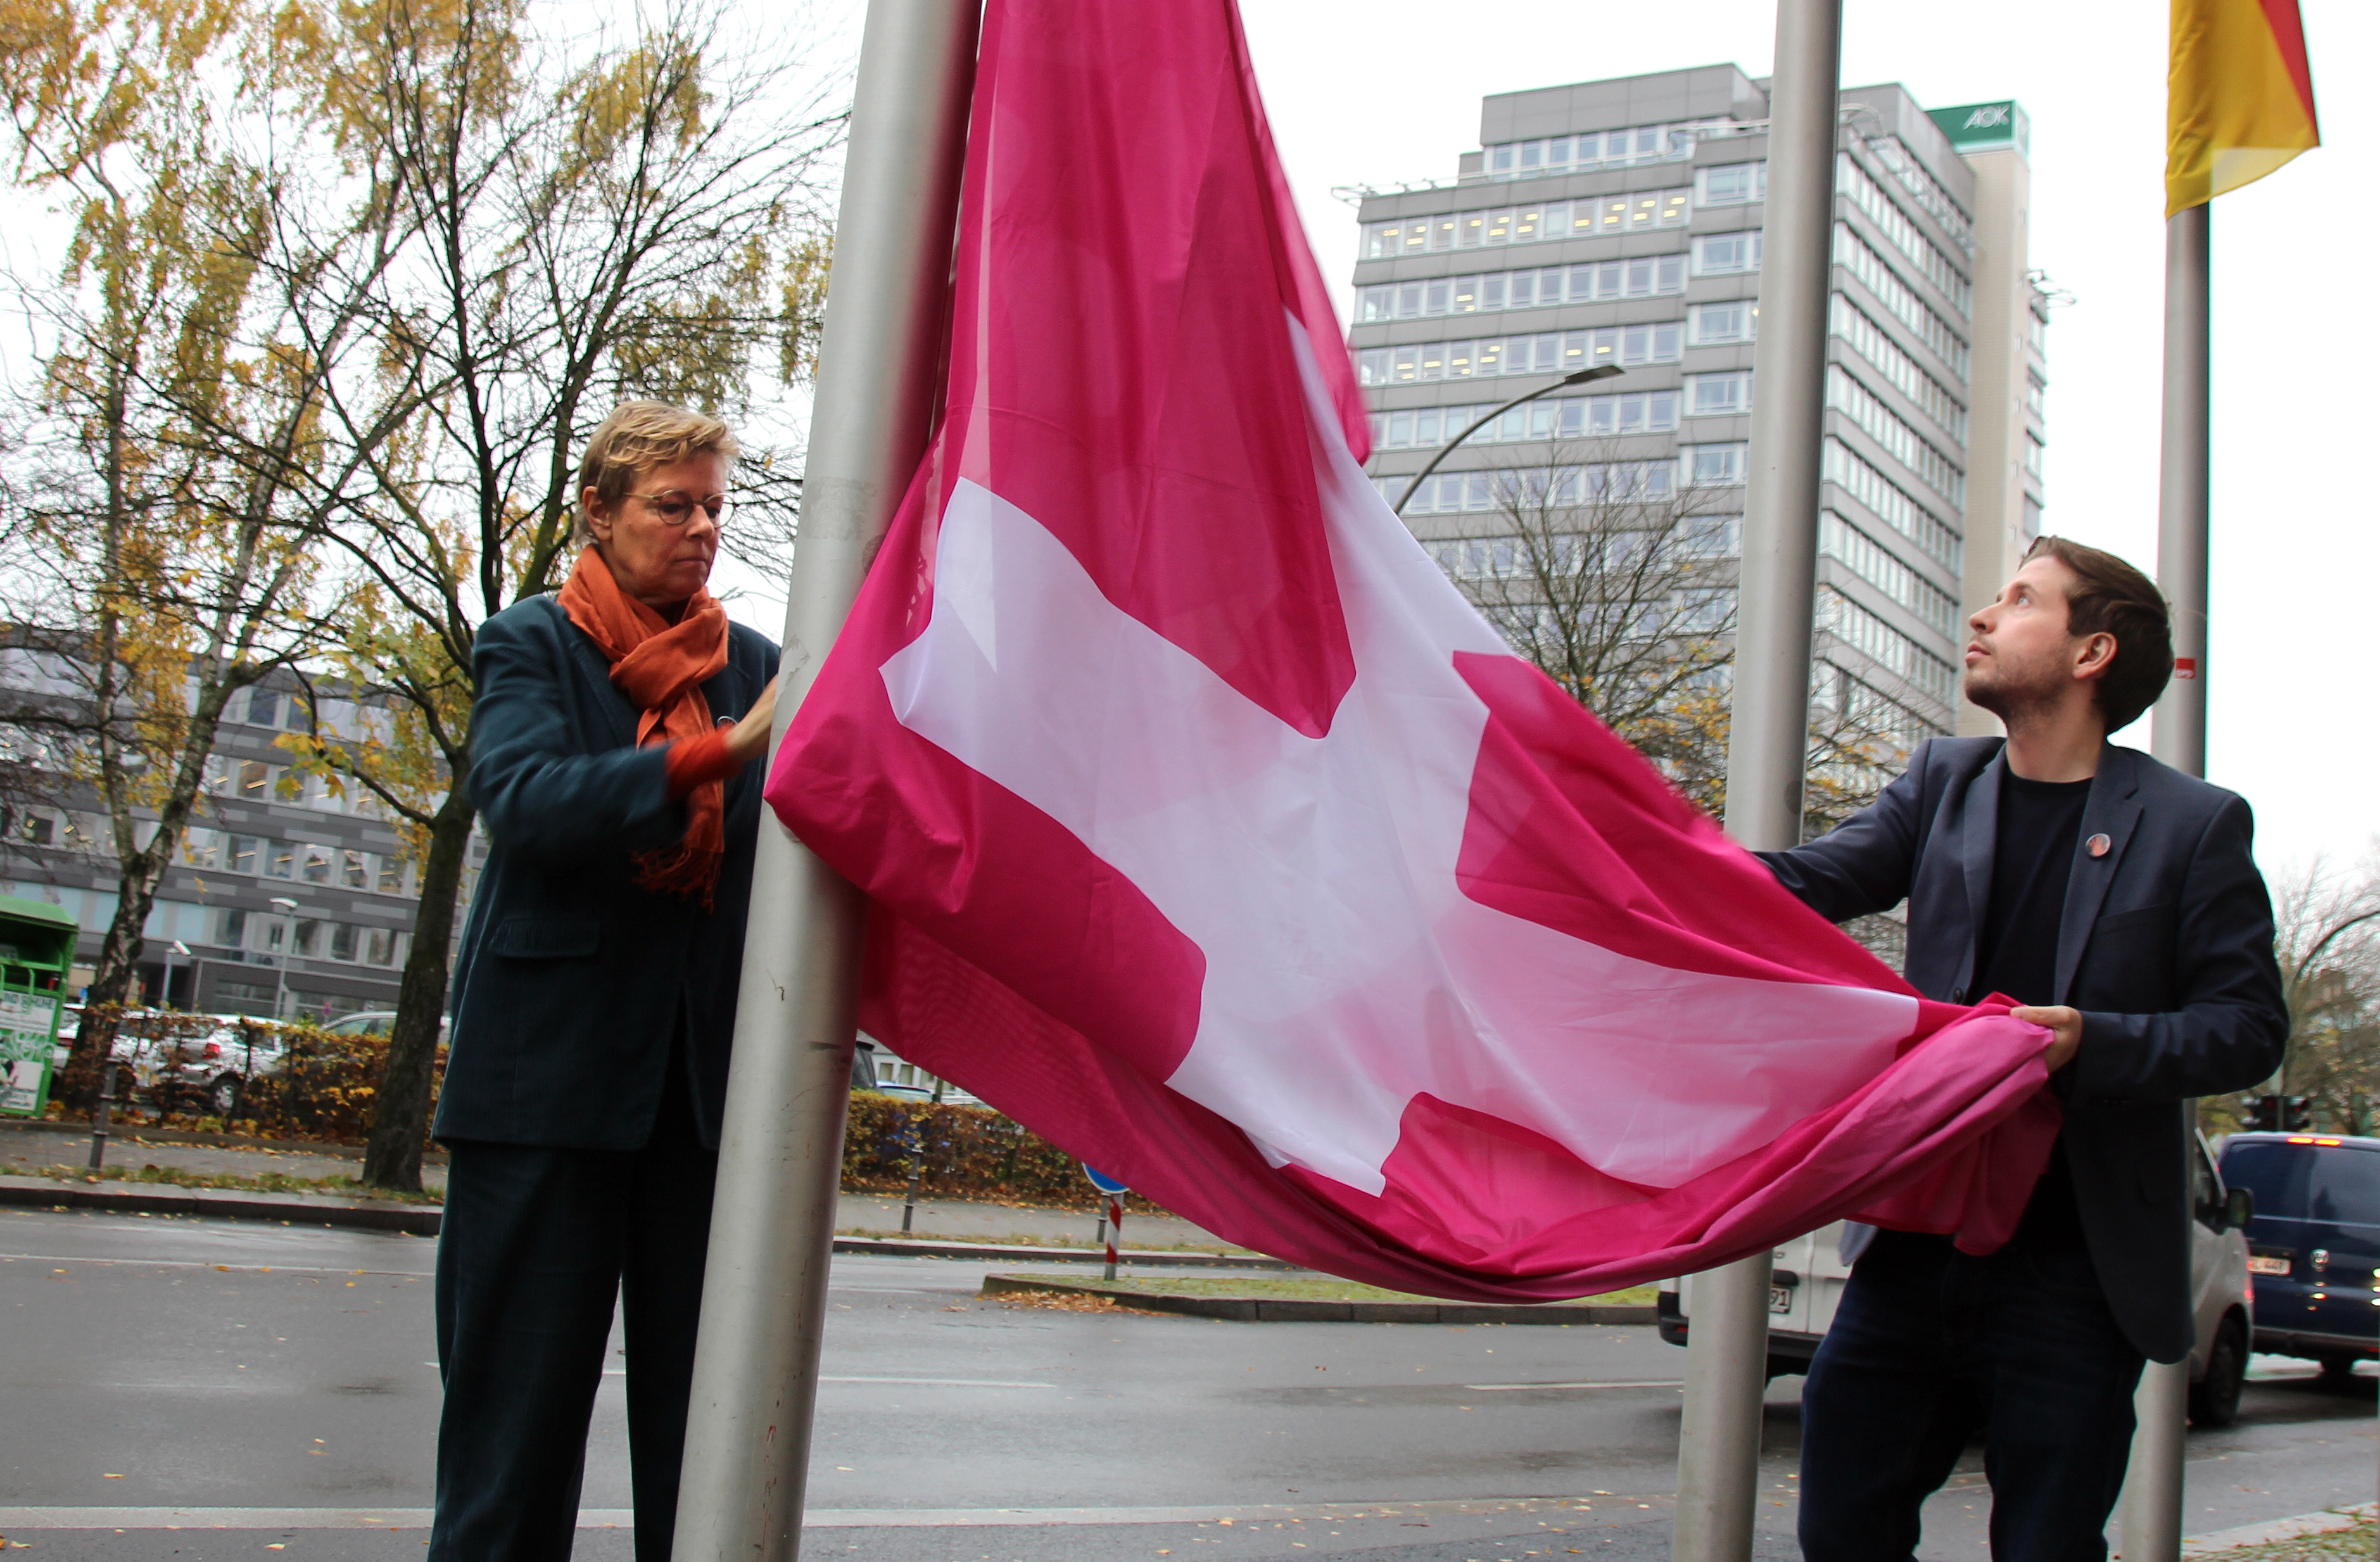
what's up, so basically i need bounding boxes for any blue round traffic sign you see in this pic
[1082,1164,1129,1196]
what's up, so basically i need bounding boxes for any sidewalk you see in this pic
[1,1118,1241,1252]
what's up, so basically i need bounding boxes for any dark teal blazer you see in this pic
[434,592,779,1150]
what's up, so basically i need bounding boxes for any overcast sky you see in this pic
[739,1,2367,878]
[1238,0,2376,880]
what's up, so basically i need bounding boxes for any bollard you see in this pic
[87,1061,117,1171]
[901,1155,920,1236]
[1104,1195,1122,1281]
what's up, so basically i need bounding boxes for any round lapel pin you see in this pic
[2087,832,2111,858]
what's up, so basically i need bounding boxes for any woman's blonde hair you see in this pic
[574,400,740,544]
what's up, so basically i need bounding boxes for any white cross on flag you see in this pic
[766,0,2060,1298]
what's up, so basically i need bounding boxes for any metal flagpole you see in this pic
[670,4,980,1559]
[1671,2,1842,1557]
[2122,198,2211,1562]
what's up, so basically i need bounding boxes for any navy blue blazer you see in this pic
[434,593,780,1151]
[1761,737,2287,1362]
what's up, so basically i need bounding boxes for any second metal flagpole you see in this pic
[1671,1,1842,1557]
[670,4,981,1559]
[2122,196,2212,1562]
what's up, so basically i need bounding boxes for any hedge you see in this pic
[57,1008,1152,1212]
[54,1005,441,1144]
[841,1093,1159,1213]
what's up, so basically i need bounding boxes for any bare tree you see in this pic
[250,0,842,1190]
[1429,442,1739,813]
[2212,854,2380,1136]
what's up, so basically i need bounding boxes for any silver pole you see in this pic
[1672,3,1841,1558]
[2122,200,2211,1562]
[670,5,979,1559]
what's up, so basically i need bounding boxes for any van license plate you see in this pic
[1769,1286,1793,1314]
[2247,1255,2291,1276]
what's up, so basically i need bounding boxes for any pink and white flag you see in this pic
[766,0,2060,1300]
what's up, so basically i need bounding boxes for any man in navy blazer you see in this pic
[1759,537,2286,1559]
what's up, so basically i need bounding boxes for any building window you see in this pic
[1687,371,1752,418]
[2024,431,2045,479]
[17,812,53,846]
[1394,459,1677,516]
[1695,162,1766,206]
[376,857,405,894]
[1360,188,1688,258]
[2025,371,2046,418]
[341,849,369,889]
[292,918,322,957]
[214,908,248,948]
[1680,514,1742,559]
[180,830,221,869]
[1688,301,1757,346]
[1822,438,1961,569]
[265,841,296,880]
[301,845,332,884]
[1480,122,1711,182]
[1684,443,1748,486]
[1828,293,1967,441]
[329,922,358,962]
[365,927,400,967]
[238,760,271,799]
[1357,255,1685,322]
[1369,388,1681,452]
[1355,322,1680,387]
[246,689,280,727]
[1836,152,1972,316]
[228,835,260,873]
[1692,231,1763,276]
[1833,222,1970,378]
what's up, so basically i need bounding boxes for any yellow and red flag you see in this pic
[2168,0,2320,215]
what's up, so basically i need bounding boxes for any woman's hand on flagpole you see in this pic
[726,674,783,766]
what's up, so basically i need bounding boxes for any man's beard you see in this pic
[1963,652,2060,725]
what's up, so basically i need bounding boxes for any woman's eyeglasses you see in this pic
[630,491,732,528]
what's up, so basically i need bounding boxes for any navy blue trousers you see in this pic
[1798,1229,2146,1562]
[428,1056,717,1562]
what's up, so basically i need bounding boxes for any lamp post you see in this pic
[160,939,189,1010]
[267,898,297,1020]
[1391,364,1624,516]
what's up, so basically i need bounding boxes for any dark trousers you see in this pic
[1798,1229,2146,1562]
[429,1057,718,1562]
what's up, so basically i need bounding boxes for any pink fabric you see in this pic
[763,0,2060,1301]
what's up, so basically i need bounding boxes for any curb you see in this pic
[2180,1501,2377,1554]
[0,1116,448,1165]
[0,1175,442,1235]
[0,1181,1286,1267]
[980,1273,1659,1325]
[832,1236,1292,1268]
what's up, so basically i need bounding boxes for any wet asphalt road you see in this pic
[0,1205,2371,1560]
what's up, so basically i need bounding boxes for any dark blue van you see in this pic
[2216,1131,2380,1381]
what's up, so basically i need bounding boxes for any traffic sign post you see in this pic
[1084,1165,1129,1281]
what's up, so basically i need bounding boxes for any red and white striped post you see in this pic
[1105,1195,1123,1280]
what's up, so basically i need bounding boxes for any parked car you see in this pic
[163,1019,286,1117]
[320,1010,449,1043]
[2217,1130,2380,1384]
[1660,1131,2257,1426]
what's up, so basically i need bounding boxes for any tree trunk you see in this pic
[57,847,170,1110]
[360,787,476,1191]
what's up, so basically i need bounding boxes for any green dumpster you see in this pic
[0,894,77,1116]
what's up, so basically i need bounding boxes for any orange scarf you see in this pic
[557,547,731,905]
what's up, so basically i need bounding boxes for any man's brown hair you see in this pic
[2023,535,2173,733]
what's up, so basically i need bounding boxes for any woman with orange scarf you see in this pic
[429,402,780,1562]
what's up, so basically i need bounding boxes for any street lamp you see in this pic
[267,898,298,1020]
[160,939,189,1011]
[1391,363,1624,517]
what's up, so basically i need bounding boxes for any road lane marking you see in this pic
[0,1252,433,1278]
[1462,1379,1686,1391]
[0,1499,1643,1530]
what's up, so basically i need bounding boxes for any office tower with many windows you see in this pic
[1350,66,2049,754]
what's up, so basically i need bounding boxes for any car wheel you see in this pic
[2188,1316,2248,1428]
[209,1076,241,1118]
[2316,1354,2365,1390]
